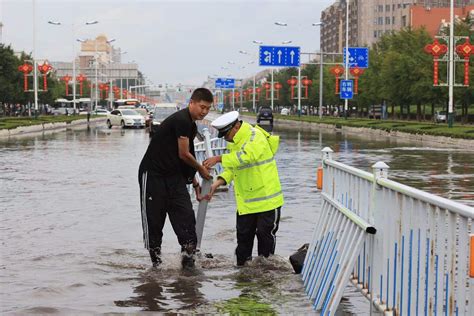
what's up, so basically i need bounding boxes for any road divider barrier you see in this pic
[303,147,474,315]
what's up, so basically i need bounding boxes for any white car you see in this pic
[281,108,290,116]
[95,109,110,116]
[107,109,145,129]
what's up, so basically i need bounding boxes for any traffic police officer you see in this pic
[203,111,284,266]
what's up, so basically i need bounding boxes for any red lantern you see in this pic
[350,67,365,94]
[274,82,282,99]
[424,39,448,85]
[61,75,72,95]
[263,83,271,99]
[301,78,312,99]
[18,62,33,91]
[255,87,261,101]
[38,62,53,91]
[330,65,344,94]
[456,39,474,86]
[287,77,298,99]
[76,74,87,95]
[122,89,128,98]
[113,86,120,98]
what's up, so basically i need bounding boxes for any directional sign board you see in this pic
[340,80,354,100]
[343,47,369,68]
[259,46,300,67]
[215,78,235,89]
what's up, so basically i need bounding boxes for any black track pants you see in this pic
[139,170,197,252]
[235,207,281,264]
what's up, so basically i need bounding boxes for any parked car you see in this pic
[149,104,178,137]
[434,110,447,123]
[257,106,273,125]
[280,108,290,116]
[106,109,145,129]
[94,109,110,116]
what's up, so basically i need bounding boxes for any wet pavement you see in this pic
[1,120,472,314]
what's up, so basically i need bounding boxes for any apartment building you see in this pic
[320,0,474,53]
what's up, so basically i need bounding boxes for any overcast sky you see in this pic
[1,0,333,85]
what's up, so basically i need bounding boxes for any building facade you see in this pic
[320,0,474,53]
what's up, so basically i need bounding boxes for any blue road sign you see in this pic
[343,47,369,68]
[259,46,300,67]
[340,80,353,99]
[215,78,235,89]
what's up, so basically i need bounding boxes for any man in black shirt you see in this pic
[138,88,213,268]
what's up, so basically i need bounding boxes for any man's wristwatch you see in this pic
[193,183,199,188]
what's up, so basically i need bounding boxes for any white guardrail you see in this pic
[194,128,227,250]
[303,147,474,315]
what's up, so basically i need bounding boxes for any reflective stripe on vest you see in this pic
[235,128,256,165]
[244,190,283,203]
[237,157,275,170]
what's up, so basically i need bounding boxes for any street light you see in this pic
[48,19,98,113]
[274,21,288,26]
[281,40,293,44]
[239,50,257,112]
[313,22,325,119]
[252,40,263,44]
[77,36,115,111]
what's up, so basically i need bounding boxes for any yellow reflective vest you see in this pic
[219,122,284,215]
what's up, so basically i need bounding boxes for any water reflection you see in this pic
[115,268,206,312]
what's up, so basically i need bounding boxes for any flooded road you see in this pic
[1,121,473,314]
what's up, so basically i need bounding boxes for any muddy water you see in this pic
[1,122,472,314]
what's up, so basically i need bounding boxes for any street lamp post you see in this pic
[313,22,325,119]
[344,0,349,120]
[448,0,454,127]
[48,19,98,113]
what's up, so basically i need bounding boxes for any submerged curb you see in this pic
[0,117,105,138]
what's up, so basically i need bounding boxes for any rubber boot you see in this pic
[181,243,196,269]
[149,247,162,267]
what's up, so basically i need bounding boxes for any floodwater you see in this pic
[1,120,473,315]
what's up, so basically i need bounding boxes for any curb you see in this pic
[0,117,105,138]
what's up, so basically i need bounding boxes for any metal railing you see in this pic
[303,147,474,315]
[194,128,227,249]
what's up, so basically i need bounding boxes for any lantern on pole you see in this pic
[330,65,344,94]
[113,86,120,99]
[38,62,53,91]
[301,78,312,99]
[287,77,298,99]
[61,75,73,95]
[263,83,271,100]
[349,67,365,94]
[122,89,128,98]
[424,39,448,86]
[456,39,474,86]
[255,87,261,101]
[18,62,33,91]
[274,82,282,99]
[76,74,87,96]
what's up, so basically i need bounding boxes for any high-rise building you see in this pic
[320,0,474,53]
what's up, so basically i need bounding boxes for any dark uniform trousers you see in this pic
[139,170,197,255]
[235,207,281,265]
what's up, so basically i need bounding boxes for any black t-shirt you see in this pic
[140,108,197,182]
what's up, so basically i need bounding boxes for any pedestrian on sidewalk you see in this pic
[203,111,284,266]
[138,88,213,268]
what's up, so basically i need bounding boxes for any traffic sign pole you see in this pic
[271,69,274,110]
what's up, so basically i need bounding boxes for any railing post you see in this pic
[321,146,333,165]
[196,128,214,251]
[370,161,390,313]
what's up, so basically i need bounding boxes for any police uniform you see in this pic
[211,111,284,266]
[138,108,198,267]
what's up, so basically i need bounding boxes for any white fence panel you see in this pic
[303,147,474,315]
